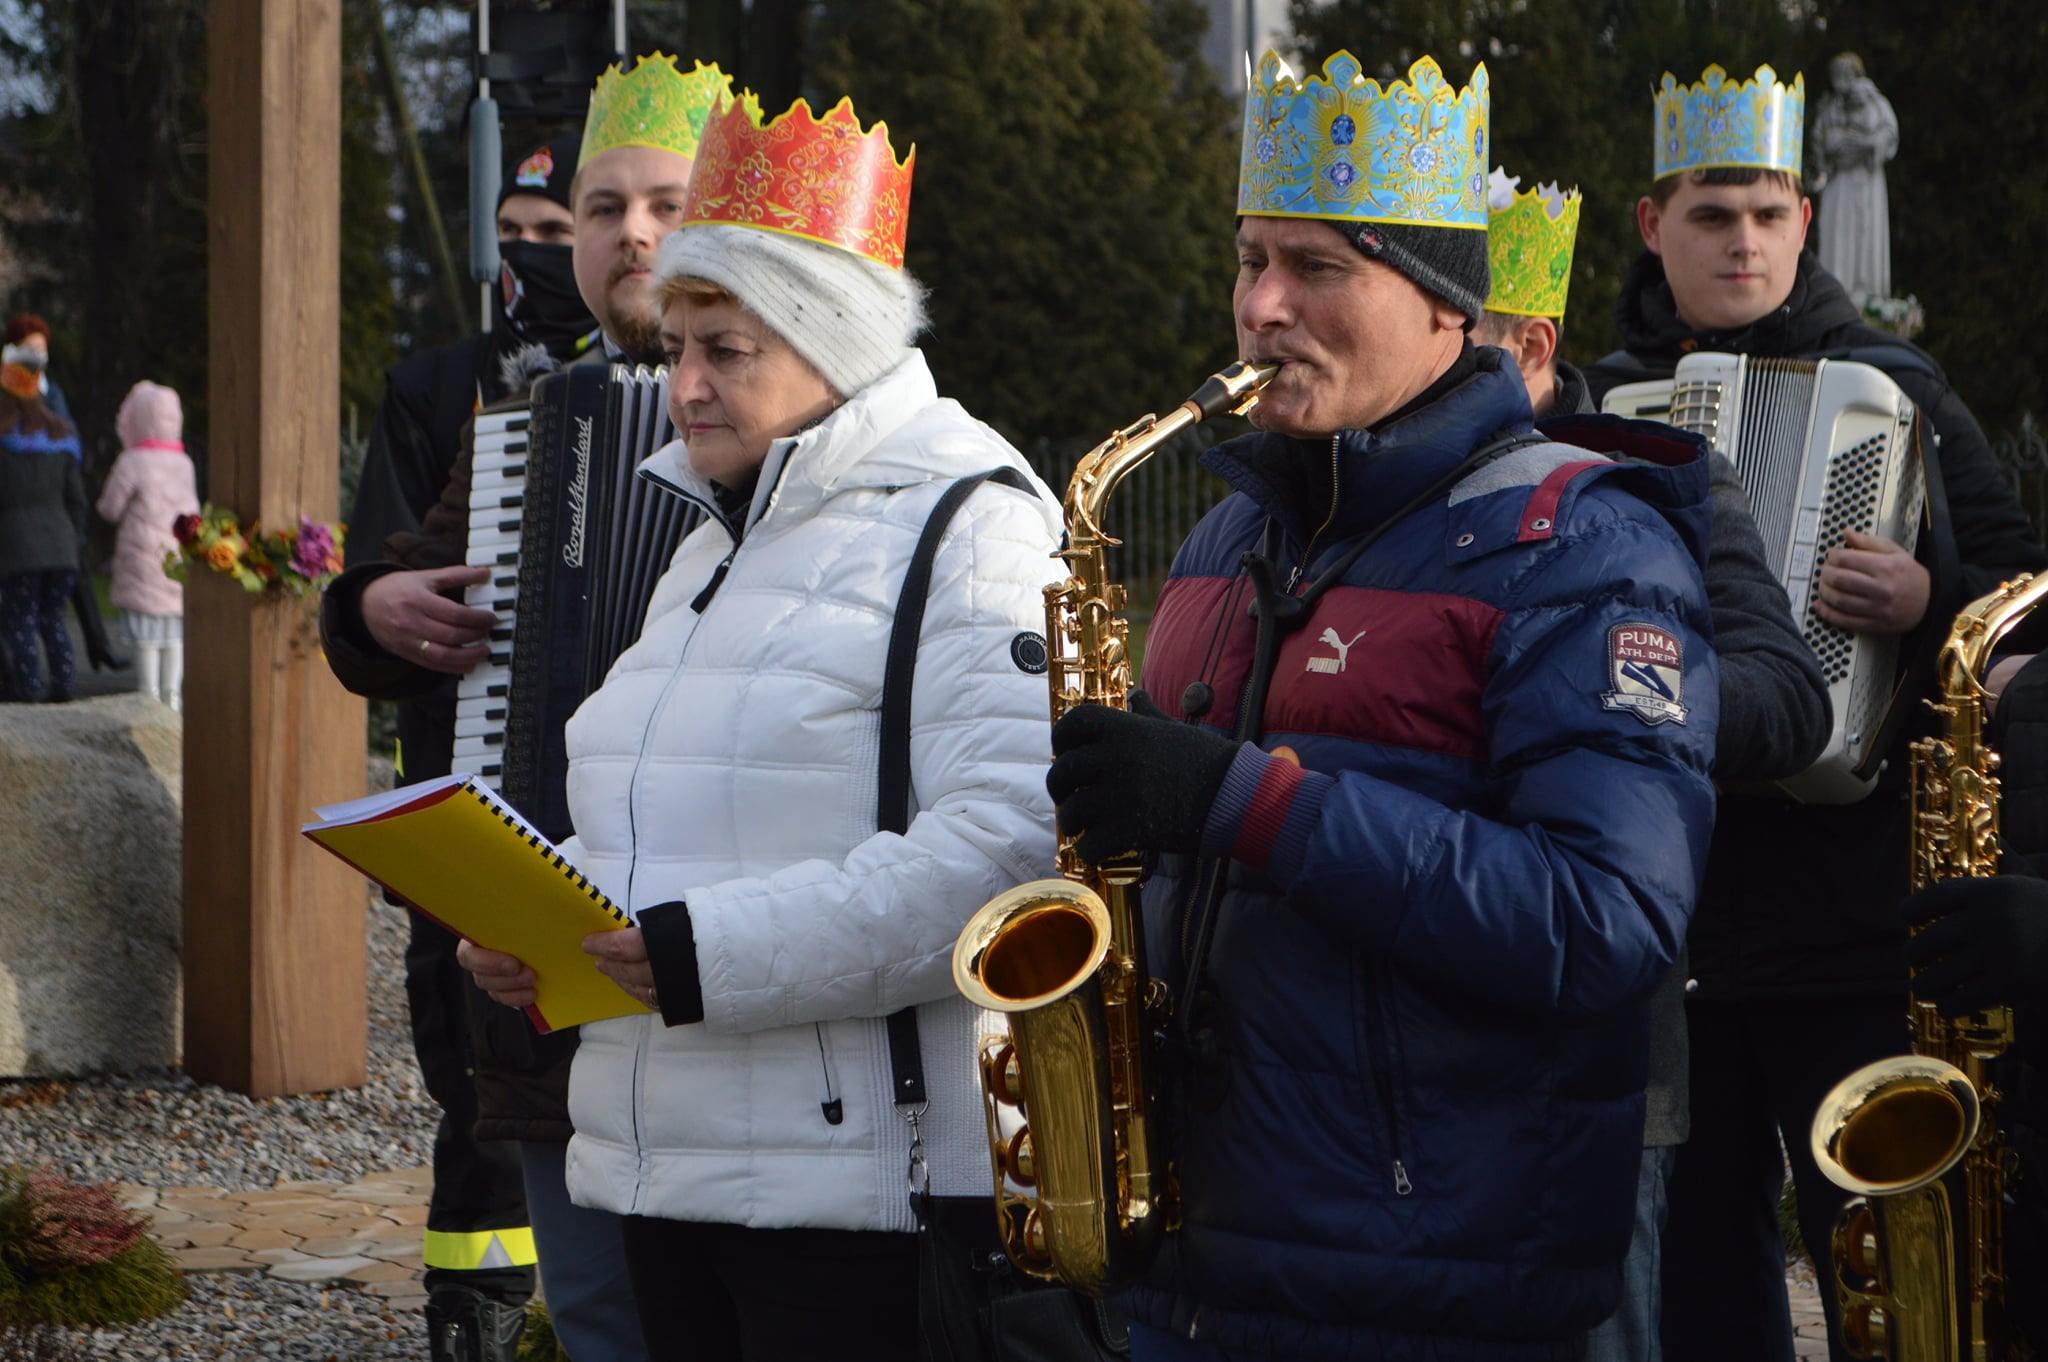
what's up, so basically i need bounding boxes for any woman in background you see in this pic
[0,339,88,703]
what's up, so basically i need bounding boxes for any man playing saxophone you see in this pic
[1900,645,2048,1353]
[1040,50,1722,1359]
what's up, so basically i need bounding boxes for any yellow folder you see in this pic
[303,775,652,1033]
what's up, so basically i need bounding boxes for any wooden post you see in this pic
[185,0,366,1097]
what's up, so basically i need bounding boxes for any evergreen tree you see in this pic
[808,0,1242,446]
[1290,0,1807,371]
[1791,0,2048,438]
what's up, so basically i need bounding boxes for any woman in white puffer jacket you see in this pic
[461,102,1063,1361]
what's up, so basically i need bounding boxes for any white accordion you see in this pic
[1604,352,1924,803]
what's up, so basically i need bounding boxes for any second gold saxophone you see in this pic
[1809,571,2048,1360]
[951,361,1273,1295]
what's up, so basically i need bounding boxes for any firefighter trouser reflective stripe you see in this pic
[422,1226,539,1272]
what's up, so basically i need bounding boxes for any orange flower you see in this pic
[205,538,241,572]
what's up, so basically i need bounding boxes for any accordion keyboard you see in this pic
[452,404,530,788]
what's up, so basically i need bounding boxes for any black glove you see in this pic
[1047,690,1242,866]
[1902,875,2048,1017]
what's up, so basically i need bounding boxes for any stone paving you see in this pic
[120,1167,435,1317]
[123,1161,1838,1349]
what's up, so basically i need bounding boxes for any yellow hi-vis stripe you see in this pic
[421,1227,538,1271]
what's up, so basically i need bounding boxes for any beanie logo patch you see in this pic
[1010,632,1049,675]
[516,147,555,189]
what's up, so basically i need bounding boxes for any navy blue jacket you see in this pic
[1129,354,1719,1357]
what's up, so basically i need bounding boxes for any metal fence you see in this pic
[1995,412,2048,541]
[1020,419,1244,622]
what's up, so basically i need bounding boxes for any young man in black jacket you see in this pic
[1580,64,2048,1362]
[337,133,599,1362]
[1477,166,1831,1362]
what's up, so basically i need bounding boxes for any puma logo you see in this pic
[1305,627,1367,674]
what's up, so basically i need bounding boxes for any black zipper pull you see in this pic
[690,548,738,613]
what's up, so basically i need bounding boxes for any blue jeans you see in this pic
[1585,1143,1675,1362]
[520,1140,649,1362]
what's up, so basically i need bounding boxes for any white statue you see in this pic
[1809,52,1898,303]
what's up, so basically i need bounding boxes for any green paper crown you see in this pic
[582,54,734,163]
[1485,168,1581,319]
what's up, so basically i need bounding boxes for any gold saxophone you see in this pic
[951,361,1274,1295]
[1810,571,2048,1360]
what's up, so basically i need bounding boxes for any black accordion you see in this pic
[451,363,701,840]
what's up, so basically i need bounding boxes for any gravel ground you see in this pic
[9,1273,424,1361]
[1,895,434,1189]
[0,879,445,1360]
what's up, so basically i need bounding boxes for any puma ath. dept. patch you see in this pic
[1602,623,1687,726]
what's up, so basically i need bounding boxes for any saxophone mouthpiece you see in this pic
[1186,361,1278,421]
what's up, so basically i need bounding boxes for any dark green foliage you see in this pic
[1778,1172,1808,1263]
[1795,0,2048,440]
[0,0,209,483]
[518,1298,572,1362]
[1287,0,2048,446]
[809,0,1242,447]
[339,0,399,426]
[0,1167,185,1328]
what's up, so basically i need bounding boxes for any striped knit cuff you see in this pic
[1200,744,1331,882]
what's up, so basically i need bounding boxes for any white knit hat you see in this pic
[653,223,927,398]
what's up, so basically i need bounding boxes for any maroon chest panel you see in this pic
[1264,587,1503,759]
[1141,574,1258,723]
[1143,576,1503,761]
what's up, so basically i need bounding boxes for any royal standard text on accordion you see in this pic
[452,363,701,840]
[1603,352,1923,803]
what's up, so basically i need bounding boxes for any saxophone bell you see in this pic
[1806,571,2048,1359]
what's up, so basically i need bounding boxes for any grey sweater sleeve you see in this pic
[1704,450,1833,781]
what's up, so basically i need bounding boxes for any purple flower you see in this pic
[292,517,339,579]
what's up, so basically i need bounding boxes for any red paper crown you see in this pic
[682,95,915,270]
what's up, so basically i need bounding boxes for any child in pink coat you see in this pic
[97,381,199,709]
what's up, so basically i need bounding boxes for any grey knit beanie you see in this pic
[1336,220,1491,325]
[653,223,927,397]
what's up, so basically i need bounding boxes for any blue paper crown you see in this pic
[1239,51,1489,230]
[1653,63,1805,179]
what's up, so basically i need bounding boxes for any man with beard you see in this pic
[320,56,729,1362]
[1478,166,1829,1361]
[1580,63,2046,1362]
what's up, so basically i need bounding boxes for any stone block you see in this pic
[0,694,182,1076]
[173,1246,263,1274]
[270,1254,380,1284]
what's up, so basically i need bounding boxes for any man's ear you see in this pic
[1637,195,1663,254]
[1799,196,1814,247]
[1525,316,1561,374]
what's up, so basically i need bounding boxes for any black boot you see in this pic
[425,1283,527,1362]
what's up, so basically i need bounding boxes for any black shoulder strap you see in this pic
[880,464,1036,1109]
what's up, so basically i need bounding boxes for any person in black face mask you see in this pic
[493,139,599,366]
[329,133,617,1362]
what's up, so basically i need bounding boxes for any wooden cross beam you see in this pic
[184,0,367,1098]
